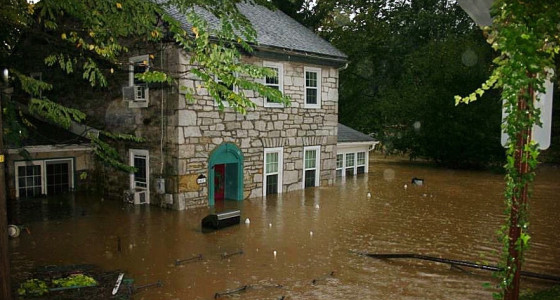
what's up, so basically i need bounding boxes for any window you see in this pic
[303,146,320,188]
[15,159,74,198]
[124,55,150,108]
[304,67,321,108]
[17,164,42,198]
[214,74,238,108]
[336,154,343,177]
[264,147,283,196]
[129,149,150,191]
[46,161,70,194]
[345,153,355,176]
[357,152,366,174]
[263,61,284,107]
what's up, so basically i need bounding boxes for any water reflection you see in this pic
[8,160,560,299]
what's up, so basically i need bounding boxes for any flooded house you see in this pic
[4,115,95,200]
[6,3,376,209]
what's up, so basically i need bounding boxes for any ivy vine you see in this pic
[455,1,559,298]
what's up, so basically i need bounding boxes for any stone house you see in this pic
[113,3,350,209]
[6,3,377,209]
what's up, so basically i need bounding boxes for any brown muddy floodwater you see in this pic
[8,158,560,299]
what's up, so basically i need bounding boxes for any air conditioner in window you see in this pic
[122,85,147,102]
[134,190,148,205]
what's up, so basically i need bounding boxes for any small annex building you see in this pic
[4,115,94,200]
[336,123,378,178]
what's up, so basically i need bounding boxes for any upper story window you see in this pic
[123,55,150,108]
[304,67,321,108]
[263,61,284,108]
[214,74,238,108]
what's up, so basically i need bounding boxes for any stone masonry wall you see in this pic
[167,52,339,209]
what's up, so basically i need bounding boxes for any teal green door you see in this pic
[208,143,244,206]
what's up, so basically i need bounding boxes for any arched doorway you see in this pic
[208,143,244,206]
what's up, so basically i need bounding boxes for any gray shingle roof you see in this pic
[338,123,377,143]
[164,3,347,60]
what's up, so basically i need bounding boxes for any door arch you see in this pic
[208,143,244,206]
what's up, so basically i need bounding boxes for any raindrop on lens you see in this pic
[413,121,421,131]
[383,169,395,182]
[461,49,478,67]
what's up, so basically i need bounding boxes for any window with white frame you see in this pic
[264,147,283,196]
[336,154,343,177]
[125,55,150,108]
[303,146,320,188]
[214,74,238,108]
[15,158,74,198]
[129,149,149,191]
[263,61,284,107]
[336,151,369,178]
[304,67,321,108]
[345,153,355,176]
[357,152,366,174]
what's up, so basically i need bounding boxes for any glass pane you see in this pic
[357,152,366,165]
[336,169,342,177]
[266,174,278,195]
[46,162,70,195]
[357,166,365,174]
[134,155,147,185]
[305,170,316,188]
[346,153,355,167]
[336,154,343,168]
[133,61,147,84]
[305,150,316,169]
[306,88,317,104]
[346,168,354,177]
[265,86,280,104]
[265,67,279,85]
[306,71,317,87]
[266,152,278,174]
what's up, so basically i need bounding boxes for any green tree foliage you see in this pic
[298,0,505,167]
[1,0,289,171]
[455,1,560,298]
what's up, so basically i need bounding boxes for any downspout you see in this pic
[160,41,164,176]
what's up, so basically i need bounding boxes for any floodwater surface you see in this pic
[9,158,560,299]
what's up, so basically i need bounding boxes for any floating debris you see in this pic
[367,192,371,197]
[214,285,248,299]
[245,218,251,224]
[214,283,282,299]
[221,250,243,260]
[175,254,203,266]
[127,280,163,295]
[312,271,335,284]
[112,273,124,295]
[411,177,424,186]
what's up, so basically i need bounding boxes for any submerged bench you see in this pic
[201,210,241,230]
